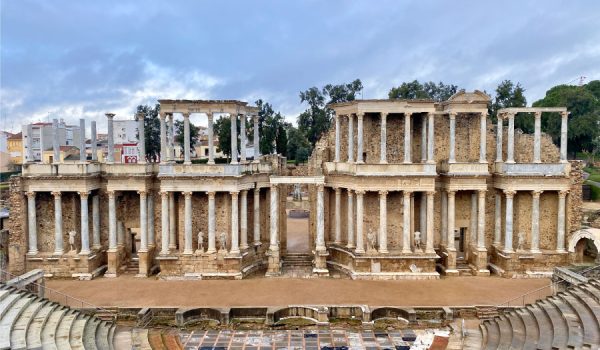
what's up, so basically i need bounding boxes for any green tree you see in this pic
[135,104,161,162]
[286,126,311,164]
[388,80,458,101]
[255,99,287,155]
[490,80,527,126]
[174,119,200,157]
[214,116,236,160]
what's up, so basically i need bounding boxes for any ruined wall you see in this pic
[7,176,26,274]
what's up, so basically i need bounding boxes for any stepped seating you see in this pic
[479,280,600,349]
[0,283,116,350]
[131,328,183,350]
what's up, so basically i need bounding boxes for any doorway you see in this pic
[286,184,310,253]
[574,238,598,264]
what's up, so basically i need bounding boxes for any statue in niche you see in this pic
[68,231,77,252]
[219,232,227,252]
[197,231,204,252]
[414,231,422,251]
[517,232,525,252]
[292,184,302,201]
[367,229,377,253]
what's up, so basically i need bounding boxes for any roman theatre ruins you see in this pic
[6,91,584,280]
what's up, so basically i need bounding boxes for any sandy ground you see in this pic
[286,215,309,253]
[46,276,551,308]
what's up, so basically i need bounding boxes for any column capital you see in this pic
[107,190,116,199]
[334,187,341,194]
[240,189,248,195]
[534,111,542,120]
[497,113,504,121]
[355,189,365,195]
[253,114,259,121]
[506,111,516,120]
[347,189,354,197]
[207,112,214,121]
[137,190,147,196]
[449,112,457,120]
[105,113,115,119]
[379,190,388,196]
[380,112,388,119]
[51,191,62,197]
[78,191,90,199]
[426,191,436,198]
[159,112,167,120]
[478,190,487,198]
[160,191,169,199]
[531,190,543,198]
[504,190,517,198]
[317,184,324,192]
[182,112,190,119]
[561,111,569,119]
[230,191,240,198]
[270,184,278,191]
[403,190,412,197]
[207,191,216,198]
[357,112,364,120]
[168,113,174,121]
[404,111,412,118]
[559,189,569,198]
[481,112,488,119]
[135,112,145,121]
[446,190,456,197]
[182,191,193,198]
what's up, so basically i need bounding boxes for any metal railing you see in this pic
[579,264,600,277]
[497,282,556,307]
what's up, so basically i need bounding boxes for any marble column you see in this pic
[168,192,176,250]
[159,113,167,163]
[470,193,478,245]
[379,190,388,253]
[52,192,63,255]
[136,113,145,164]
[208,113,215,164]
[108,191,117,251]
[560,111,568,162]
[477,190,486,249]
[334,187,341,244]
[427,113,435,163]
[533,112,541,163]
[480,112,487,163]
[380,113,387,163]
[269,185,279,251]
[494,192,502,245]
[253,115,260,162]
[449,113,456,163]
[168,114,175,161]
[52,119,60,163]
[230,113,238,164]
[426,191,435,253]
[207,191,216,253]
[79,118,86,162]
[348,114,354,163]
[334,114,340,162]
[160,192,169,255]
[79,191,90,255]
[506,113,515,163]
[347,190,355,249]
[118,220,124,247]
[355,190,365,254]
[139,191,148,253]
[530,190,542,253]
[183,192,193,254]
[183,113,191,165]
[92,194,100,249]
[147,193,155,248]
[230,191,240,254]
[504,190,516,252]
[404,112,412,163]
[496,114,503,162]
[402,191,412,253]
[26,124,33,162]
[357,113,364,163]
[106,113,115,163]
[253,188,261,244]
[420,193,426,242]
[91,121,98,162]
[441,191,448,245]
[240,190,248,250]
[316,185,325,252]
[421,116,427,162]
[240,114,247,163]
[447,191,456,250]
[557,190,568,252]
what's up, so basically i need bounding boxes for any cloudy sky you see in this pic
[1,0,599,132]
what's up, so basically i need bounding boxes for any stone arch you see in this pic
[568,228,600,254]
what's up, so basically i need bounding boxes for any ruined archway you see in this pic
[568,228,600,264]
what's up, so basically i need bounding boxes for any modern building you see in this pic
[21,120,81,163]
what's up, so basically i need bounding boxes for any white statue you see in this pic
[414,231,422,251]
[367,229,377,252]
[197,231,204,251]
[517,232,525,251]
[219,232,227,251]
[68,230,76,252]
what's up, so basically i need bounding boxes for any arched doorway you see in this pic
[568,228,600,265]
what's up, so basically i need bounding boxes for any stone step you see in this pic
[515,308,539,350]
[162,330,183,349]
[559,291,600,346]
[495,315,512,350]
[526,304,553,350]
[538,299,568,349]
[548,296,583,348]
[572,286,600,339]
[95,321,111,350]
[108,323,116,350]
[0,294,34,350]
[83,316,101,350]
[505,311,525,349]
[581,284,600,305]
[27,302,58,349]
[148,329,168,350]
[0,290,9,303]
[41,307,68,349]
[69,315,88,350]
[10,298,46,350]
[0,291,21,320]
[132,327,152,350]
[483,320,500,350]
[55,310,78,350]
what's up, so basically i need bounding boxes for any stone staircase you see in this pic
[123,257,140,275]
[0,283,117,350]
[281,253,314,277]
[130,328,183,349]
[476,279,600,349]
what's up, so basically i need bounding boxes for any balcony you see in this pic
[437,161,489,176]
[22,163,101,176]
[102,163,158,176]
[324,162,436,176]
[158,162,273,177]
[494,162,570,176]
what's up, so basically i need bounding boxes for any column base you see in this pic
[208,160,215,165]
[53,250,64,256]
[240,244,249,250]
[346,244,355,249]
[183,161,192,165]
[379,160,388,164]
[27,250,39,256]
[355,248,365,254]
[107,250,120,277]
[266,249,281,277]
[78,250,91,256]
[556,249,567,254]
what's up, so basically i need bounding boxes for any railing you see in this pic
[553,266,588,285]
[497,282,556,307]
[494,162,569,176]
[22,163,102,176]
[437,161,489,175]
[578,264,600,277]
[323,162,436,176]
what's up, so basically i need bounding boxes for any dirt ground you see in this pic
[46,276,551,308]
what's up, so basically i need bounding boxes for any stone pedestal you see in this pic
[313,250,329,277]
[106,249,120,278]
[265,249,281,277]
[136,248,154,278]
[443,247,459,276]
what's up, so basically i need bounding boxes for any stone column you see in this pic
[91,121,98,162]
[139,190,148,252]
[441,191,447,245]
[208,113,215,164]
[380,113,387,163]
[348,114,354,163]
[230,191,240,254]
[530,190,542,253]
[506,113,515,163]
[496,114,503,162]
[159,113,167,163]
[240,114,247,163]
[106,113,115,163]
[557,190,568,252]
[207,191,216,253]
[168,114,175,161]
[447,190,456,250]
[183,113,191,165]
[52,192,63,254]
[26,124,34,163]
[470,193,478,245]
[52,119,60,164]
[355,190,365,254]
[402,191,412,253]
[108,191,117,251]
[168,192,176,250]
[253,115,260,162]
[420,193,427,242]
[347,190,355,249]
[426,191,435,253]
[240,190,248,250]
[480,112,487,163]
[504,190,516,252]
[533,112,542,163]
[334,187,341,244]
[316,185,325,252]
[379,190,388,253]
[357,113,364,163]
[421,116,427,162]
[92,194,100,249]
[427,113,435,163]
[494,192,502,245]
[147,193,155,248]
[79,118,86,162]
[136,113,145,164]
[118,220,124,248]
[253,188,260,244]
[560,111,568,162]
[477,190,486,249]
[230,113,238,164]
[449,113,456,163]
[182,192,193,254]
[334,114,340,162]
[79,191,90,255]
[160,192,169,254]
[404,112,412,163]
[269,185,279,251]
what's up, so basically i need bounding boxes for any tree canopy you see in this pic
[388,80,458,101]
[490,80,527,124]
[135,104,161,162]
[174,119,200,157]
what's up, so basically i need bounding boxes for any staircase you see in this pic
[474,279,600,349]
[131,328,183,349]
[281,253,314,277]
[123,257,140,275]
[0,283,117,350]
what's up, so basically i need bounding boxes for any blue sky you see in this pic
[1,0,599,131]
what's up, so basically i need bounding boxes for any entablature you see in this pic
[492,176,570,192]
[325,175,435,192]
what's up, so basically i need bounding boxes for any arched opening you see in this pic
[574,238,598,264]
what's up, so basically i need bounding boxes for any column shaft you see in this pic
[533,112,541,163]
[183,192,193,254]
[334,188,341,244]
[334,115,340,162]
[168,114,174,161]
[348,115,354,163]
[183,113,191,164]
[147,193,155,248]
[137,114,145,163]
[230,113,238,164]
[269,186,279,251]
[470,193,478,245]
[557,191,567,252]
[159,114,167,163]
[560,112,568,162]
[108,192,117,251]
[26,124,33,162]
[507,113,515,163]
[441,191,448,245]
[402,191,412,253]
[240,114,247,163]
[419,193,426,241]
[79,192,90,254]
[380,113,387,163]
[91,121,98,162]
[139,191,148,252]
[449,113,456,163]
[240,190,248,250]
[207,192,216,253]
[404,113,412,163]
[253,115,261,161]
[53,192,63,254]
[504,190,516,252]
[447,191,456,250]
[168,193,176,250]
[427,113,434,163]
[316,186,325,251]
[480,113,487,163]
[357,114,364,163]
[347,191,355,248]
[531,191,542,253]
[79,118,86,162]
[52,119,60,163]
[253,188,260,244]
[92,194,100,249]
[426,191,435,253]
[355,191,365,253]
[421,115,427,162]
[379,191,388,253]
[208,113,215,164]
[477,190,486,249]
[496,115,503,162]
[160,192,169,254]
[494,192,502,245]
[230,192,240,254]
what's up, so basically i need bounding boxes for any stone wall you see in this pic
[7,176,26,275]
